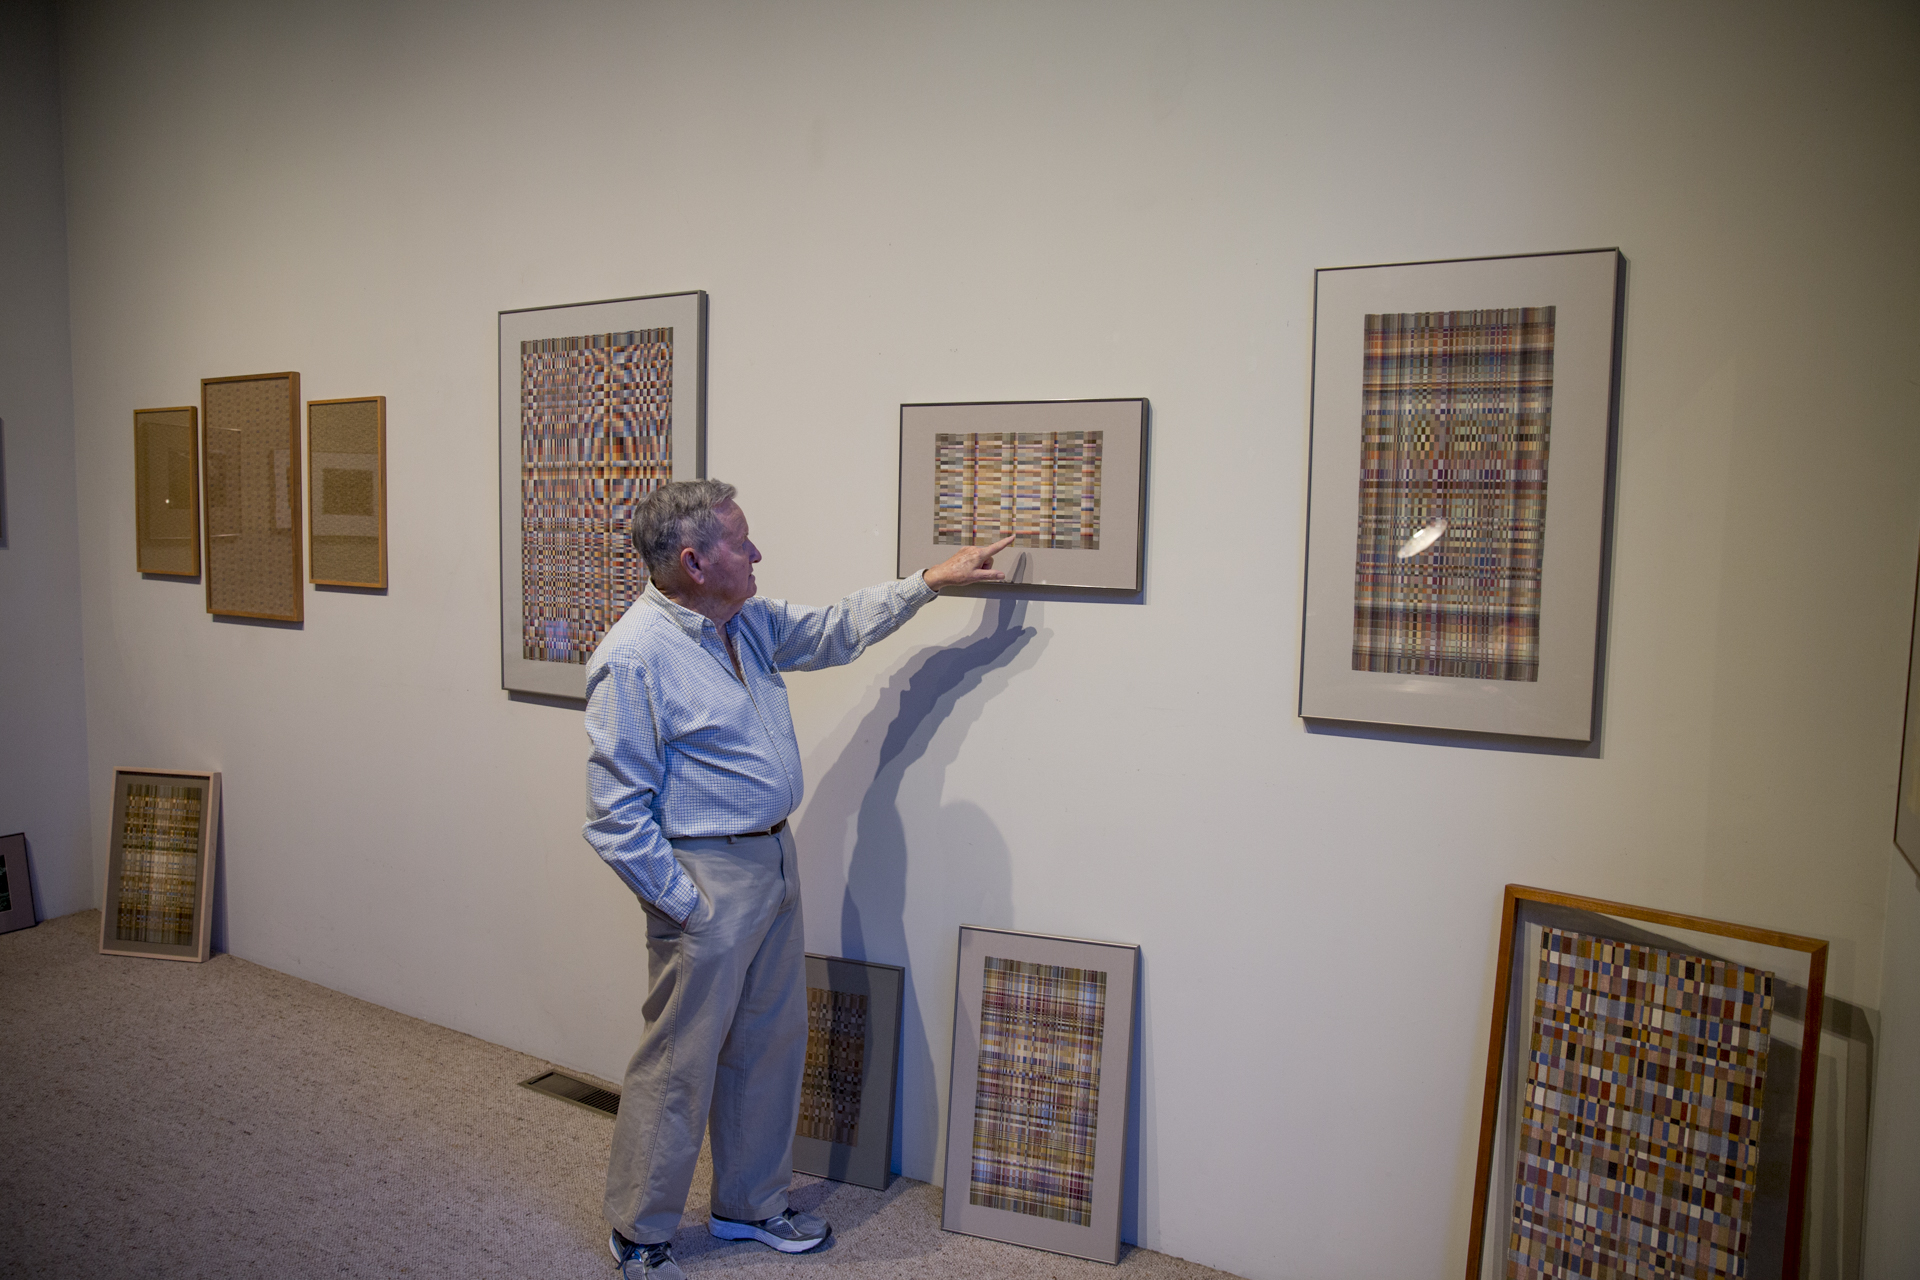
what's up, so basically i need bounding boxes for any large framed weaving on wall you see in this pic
[941,926,1138,1264]
[792,954,903,1190]
[307,395,387,589]
[133,406,200,577]
[98,768,221,963]
[498,291,706,698]
[1467,885,1828,1280]
[1299,250,1624,740]
[202,372,303,621]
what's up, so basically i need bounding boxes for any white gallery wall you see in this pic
[48,1,1919,1277]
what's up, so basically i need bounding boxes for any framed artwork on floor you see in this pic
[307,396,387,589]
[1895,542,1920,877]
[499,291,707,698]
[1467,885,1828,1280]
[202,372,303,621]
[134,406,200,577]
[792,954,904,1190]
[99,768,221,963]
[941,925,1138,1264]
[1299,250,1624,740]
[0,832,37,934]
[898,399,1148,592]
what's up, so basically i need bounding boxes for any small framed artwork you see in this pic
[499,291,706,698]
[1299,250,1624,739]
[134,407,200,576]
[942,925,1138,1264]
[307,395,387,588]
[1467,885,1828,1280]
[99,768,221,963]
[1895,544,1920,877]
[792,954,904,1190]
[898,399,1148,592]
[0,832,37,934]
[203,372,303,621]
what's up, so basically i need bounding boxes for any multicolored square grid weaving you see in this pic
[1352,308,1554,681]
[798,987,868,1147]
[935,431,1101,550]
[114,782,205,946]
[1509,929,1774,1280]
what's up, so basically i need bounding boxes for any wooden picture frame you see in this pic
[1467,885,1828,1280]
[0,832,37,935]
[202,372,303,621]
[134,406,200,576]
[307,395,387,588]
[99,768,221,963]
[942,925,1138,1264]
[793,953,904,1190]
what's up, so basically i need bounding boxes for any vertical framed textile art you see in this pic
[307,396,387,588]
[1467,885,1828,1280]
[0,832,37,934]
[1895,542,1920,876]
[134,407,200,576]
[942,926,1138,1264]
[98,769,221,963]
[898,399,1148,592]
[1299,250,1624,739]
[498,291,707,698]
[792,954,904,1190]
[202,372,303,621]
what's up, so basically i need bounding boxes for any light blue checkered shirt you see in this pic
[584,573,937,922]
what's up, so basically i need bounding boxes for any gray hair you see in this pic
[631,479,739,580]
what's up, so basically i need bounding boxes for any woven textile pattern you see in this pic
[205,377,299,617]
[114,783,205,946]
[798,987,869,1146]
[1509,929,1774,1280]
[1352,308,1554,681]
[934,431,1102,549]
[521,328,673,664]
[969,955,1107,1225]
[134,410,197,575]
[309,398,382,586]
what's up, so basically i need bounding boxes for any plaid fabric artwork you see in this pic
[969,956,1107,1225]
[797,987,869,1146]
[1510,930,1774,1280]
[114,782,205,946]
[1352,308,1555,681]
[522,328,673,664]
[935,432,1102,549]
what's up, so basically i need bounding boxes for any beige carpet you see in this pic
[0,912,1234,1279]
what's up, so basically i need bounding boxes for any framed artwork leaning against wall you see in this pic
[99,768,221,963]
[791,954,904,1191]
[0,832,37,934]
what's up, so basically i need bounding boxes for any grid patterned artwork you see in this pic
[934,431,1102,550]
[308,396,386,588]
[1510,928,1775,1280]
[0,854,10,912]
[134,408,199,576]
[798,986,869,1147]
[520,328,673,665]
[1351,307,1555,682]
[203,373,302,620]
[112,782,207,948]
[968,955,1108,1226]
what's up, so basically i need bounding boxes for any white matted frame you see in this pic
[99,768,221,963]
[942,925,1138,1264]
[1300,250,1623,739]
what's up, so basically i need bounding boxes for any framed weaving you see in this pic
[202,372,303,621]
[1299,250,1623,739]
[98,769,221,963]
[0,832,37,935]
[898,399,1148,592]
[942,926,1138,1264]
[792,954,904,1190]
[133,407,200,576]
[307,396,387,588]
[1895,542,1920,876]
[1467,885,1828,1280]
[499,291,706,698]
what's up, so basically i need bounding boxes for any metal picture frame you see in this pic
[202,371,303,621]
[99,768,221,963]
[0,832,37,935]
[307,395,388,589]
[134,406,200,577]
[792,953,904,1190]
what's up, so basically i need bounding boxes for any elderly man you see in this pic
[583,479,1012,1278]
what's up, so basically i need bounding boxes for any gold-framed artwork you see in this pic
[133,406,200,576]
[307,395,387,589]
[99,768,221,964]
[202,371,302,621]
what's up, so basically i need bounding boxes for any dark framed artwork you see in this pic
[498,291,707,698]
[202,372,303,621]
[792,954,904,1190]
[307,395,387,588]
[942,925,1138,1264]
[0,832,37,935]
[134,407,201,577]
[99,768,221,963]
[1467,885,1828,1280]
[898,399,1148,592]
[1299,250,1624,740]
[1895,542,1920,877]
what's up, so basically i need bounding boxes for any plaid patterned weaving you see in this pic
[798,987,868,1146]
[934,431,1101,549]
[114,782,204,946]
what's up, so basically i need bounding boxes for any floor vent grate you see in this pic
[521,1069,621,1117]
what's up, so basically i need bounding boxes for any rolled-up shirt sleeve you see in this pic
[583,656,700,922]
[763,572,938,672]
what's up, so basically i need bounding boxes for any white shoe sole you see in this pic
[708,1217,831,1253]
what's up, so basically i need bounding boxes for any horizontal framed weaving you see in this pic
[98,768,222,963]
[499,291,706,698]
[307,396,387,589]
[0,831,37,935]
[203,372,303,620]
[1467,885,1828,1280]
[1300,250,1623,739]
[791,953,904,1190]
[941,925,1138,1264]
[133,406,200,577]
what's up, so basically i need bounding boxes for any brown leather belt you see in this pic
[724,818,786,843]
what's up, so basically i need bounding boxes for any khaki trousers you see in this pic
[604,828,808,1244]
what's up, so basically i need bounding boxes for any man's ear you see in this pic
[679,544,704,585]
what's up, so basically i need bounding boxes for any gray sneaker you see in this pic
[708,1208,832,1253]
[609,1230,686,1279]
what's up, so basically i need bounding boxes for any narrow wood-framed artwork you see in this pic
[134,406,200,576]
[942,925,1138,1264]
[1299,250,1624,740]
[202,371,302,621]
[99,768,221,963]
[1895,542,1920,877]
[1467,885,1828,1280]
[898,399,1148,592]
[792,953,904,1190]
[0,832,37,935]
[499,291,707,698]
[307,395,387,588]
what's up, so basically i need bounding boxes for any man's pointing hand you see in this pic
[923,535,1019,591]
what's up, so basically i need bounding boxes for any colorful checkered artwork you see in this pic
[112,782,206,947]
[969,955,1107,1226]
[521,328,673,664]
[798,987,869,1147]
[935,431,1102,550]
[1509,929,1775,1280]
[1352,308,1555,681]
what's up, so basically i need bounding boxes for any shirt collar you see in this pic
[642,581,716,640]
